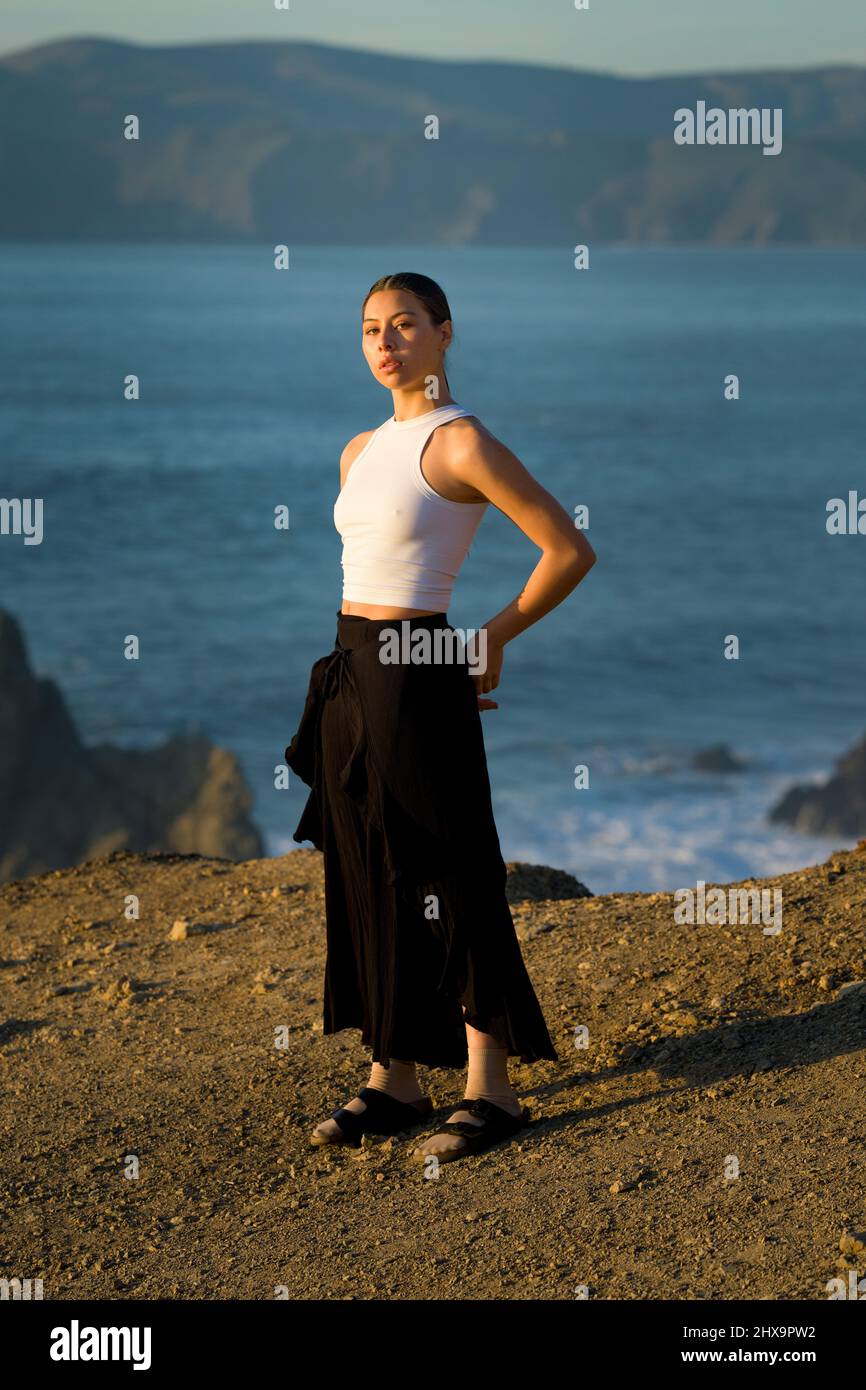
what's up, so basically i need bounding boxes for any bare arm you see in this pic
[451,422,596,647]
[442,420,596,703]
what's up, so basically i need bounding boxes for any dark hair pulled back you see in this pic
[362,271,453,394]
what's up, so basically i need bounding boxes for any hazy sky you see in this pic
[1,0,863,75]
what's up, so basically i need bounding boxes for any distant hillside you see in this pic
[1,38,865,243]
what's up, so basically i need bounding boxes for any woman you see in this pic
[284,271,596,1164]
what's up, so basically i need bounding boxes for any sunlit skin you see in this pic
[339,287,598,711]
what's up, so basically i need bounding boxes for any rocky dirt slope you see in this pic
[2,842,865,1300]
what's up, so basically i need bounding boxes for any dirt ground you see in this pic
[2,841,865,1301]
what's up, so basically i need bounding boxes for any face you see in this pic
[362,289,451,389]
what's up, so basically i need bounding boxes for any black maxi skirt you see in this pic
[283,609,559,1071]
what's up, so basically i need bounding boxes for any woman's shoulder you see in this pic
[339,425,382,486]
[425,410,503,504]
[340,426,378,459]
[435,409,499,456]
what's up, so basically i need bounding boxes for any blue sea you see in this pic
[3,244,864,893]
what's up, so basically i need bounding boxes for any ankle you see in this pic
[365,1058,423,1103]
[464,1044,520,1114]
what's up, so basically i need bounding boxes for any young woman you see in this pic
[284,271,596,1164]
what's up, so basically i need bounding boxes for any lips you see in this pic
[379,358,401,370]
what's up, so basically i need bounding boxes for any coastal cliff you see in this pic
[0,610,263,884]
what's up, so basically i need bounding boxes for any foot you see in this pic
[411,1093,524,1162]
[311,1082,427,1145]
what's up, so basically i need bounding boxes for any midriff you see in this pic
[340,601,441,618]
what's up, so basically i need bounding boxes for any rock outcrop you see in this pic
[504,861,592,901]
[0,609,263,884]
[692,743,748,773]
[769,732,866,837]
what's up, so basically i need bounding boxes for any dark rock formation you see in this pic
[0,609,263,884]
[769,733,866,837]
[692,743,748,773]
[505,861,592,901]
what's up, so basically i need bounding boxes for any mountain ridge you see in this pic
[1,38,865,243]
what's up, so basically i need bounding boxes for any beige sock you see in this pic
[313,1058,423,1142]
[465,1044,522,1113]
[365,1059,424,1103]
[412,1045,522,1161]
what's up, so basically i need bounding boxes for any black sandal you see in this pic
[311,1086,433,1147]
[412,1097,531,1163]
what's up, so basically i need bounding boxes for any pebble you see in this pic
[839,1228,866,1256]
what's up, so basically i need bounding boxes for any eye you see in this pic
[364,321,412,334]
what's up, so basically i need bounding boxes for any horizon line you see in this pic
[1,32,864,82]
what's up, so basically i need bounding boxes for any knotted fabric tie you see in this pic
[321,643,354,703]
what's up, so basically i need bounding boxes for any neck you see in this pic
[391,389,455,422]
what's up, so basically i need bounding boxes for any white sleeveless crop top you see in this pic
[333,401,488,610]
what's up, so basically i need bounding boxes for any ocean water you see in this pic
[2,243,864,893]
